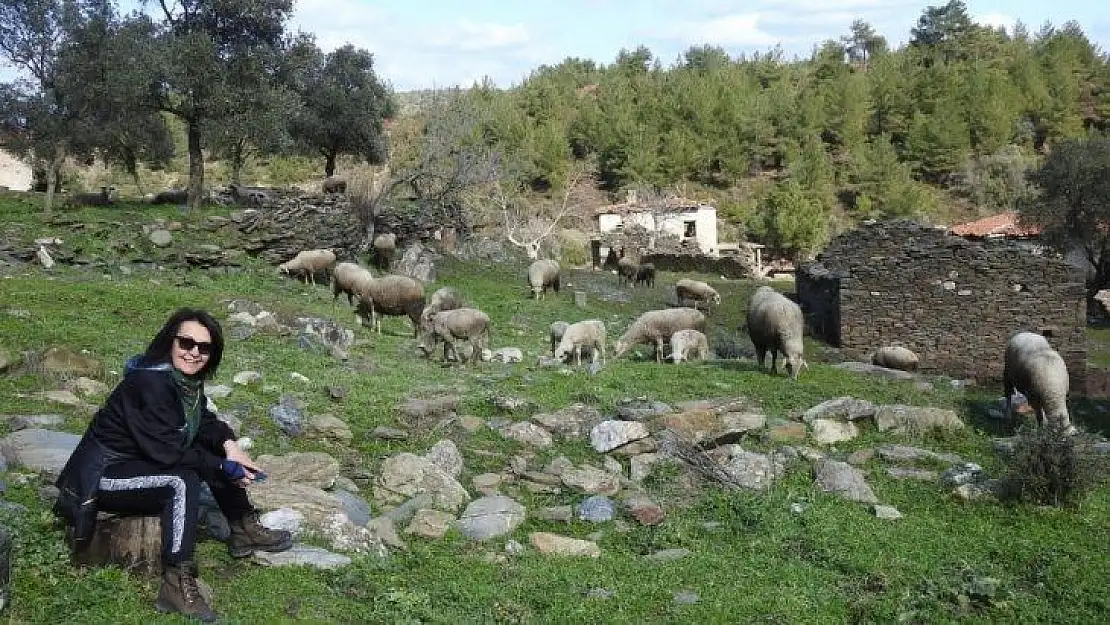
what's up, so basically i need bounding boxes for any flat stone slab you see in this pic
[252,544,351,569]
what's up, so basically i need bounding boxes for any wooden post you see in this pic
[0,525,11,614]
[71,513,164,576]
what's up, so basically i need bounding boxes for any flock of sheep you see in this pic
[275,247,1078,435]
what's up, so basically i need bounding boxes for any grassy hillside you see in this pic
[1,198,1108,623]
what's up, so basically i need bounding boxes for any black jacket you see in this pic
[54,357,235,541]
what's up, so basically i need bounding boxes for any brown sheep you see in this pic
[353,274,425,336]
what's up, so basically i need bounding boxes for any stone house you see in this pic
[949,211,1095,282]
[595,193,719,257]
[796,219,1087,388]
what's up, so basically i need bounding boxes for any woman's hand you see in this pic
[223,439,264,485]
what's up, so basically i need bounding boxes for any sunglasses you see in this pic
[175,335,214,356]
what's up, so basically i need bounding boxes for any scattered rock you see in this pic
[253,545,351,569]
[269,394,306,437]
[941,463,983,487]
[531,404,603,439]
[529,532,600,557]
[873,504,903,520]
[233,371,262,385]
[576,495,616,523]
[715,447,785,491]
[398,396,459,420]
[500,422,553,448]
[533,505,574,523]
[455,495,526,541]
[425,439,464,478]
[623,494,665,525]
[207,384,233,399]
[811,419,860,445]
[490,347,524,363]
[471,473,503,495]
[615,397,674,421]
[374,453,470,512]
[590,420,649,453]
[307,413,353,441]
[406,509,455,539]
[8,414,66,431]
[803,397,877,423]
[874,405,964,435]
[561,465,621,496]
[814,459,878,504]
[370,426,409,441]
[885,467,938,481]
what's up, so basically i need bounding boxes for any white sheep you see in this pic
[279,249,337,286]
[614,307,707,363]
[372,232,397,272]
[676,279,721,313]
[331,261,374,306]
[746,286,807,379]
[421,286,463,322]
[671,329,709,363]
[871,346,920,372]
[353,274,425,336]
[549,321,569,356]
[554,319,607,366]
[418,307,491,365]
[1003,332,1075,434]
[528,259,561,299]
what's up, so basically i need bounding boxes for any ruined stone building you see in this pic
[796,220,1087,388]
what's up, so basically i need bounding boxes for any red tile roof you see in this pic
[949,211,1042,238]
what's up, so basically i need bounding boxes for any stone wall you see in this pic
[639,252,755,280]
[797,220,1087,388]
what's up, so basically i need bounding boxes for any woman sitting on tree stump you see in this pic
[54,308,292,622]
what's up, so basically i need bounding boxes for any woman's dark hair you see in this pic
[144,308,224,379]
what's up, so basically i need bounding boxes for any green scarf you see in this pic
[171,367,204,445]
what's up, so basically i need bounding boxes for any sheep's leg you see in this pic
[1003,378,1015,421]
[755,346,767,370]
[575,346,582,367]
[599,342,606,366]
[655,338,665,363]
[771,351,779,375]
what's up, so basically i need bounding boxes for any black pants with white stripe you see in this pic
[97,460,253,565]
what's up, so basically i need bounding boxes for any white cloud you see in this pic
[663,13,779,46]
[420,20,531,52]
[975,12,1017,32]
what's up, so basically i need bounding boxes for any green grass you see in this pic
[2,197,1110,623]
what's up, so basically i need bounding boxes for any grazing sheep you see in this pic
[871,346,920,372]
[676,279,722,313]
[65,186,117,208]
[278,249,337,286]
[353,274,425,336]
[371,232,397,272]
[322,176,347,194]
[331,261,374,305]
[617,256,639,288]
[634,263,656,288]
[549,321,569,356]
[671,329,709,363]
[528,259,561,299]
[150,189,188,205]
[421,286,463,321]
[418,307,491,365]
[554,320,607,366]
[614,307,707,363]
[746,286,807,379]
[1003,332,1075,434]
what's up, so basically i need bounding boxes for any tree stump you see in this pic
[71,513,163,576]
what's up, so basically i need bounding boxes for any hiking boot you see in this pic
[227,511,293,558]
[156,561,219,623]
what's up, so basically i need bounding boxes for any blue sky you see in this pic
[284,0,1110,91]
[3,1,1108,91]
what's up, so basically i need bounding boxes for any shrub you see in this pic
[998,422,1107,507]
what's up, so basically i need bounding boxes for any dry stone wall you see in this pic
[797,220,1087,388]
